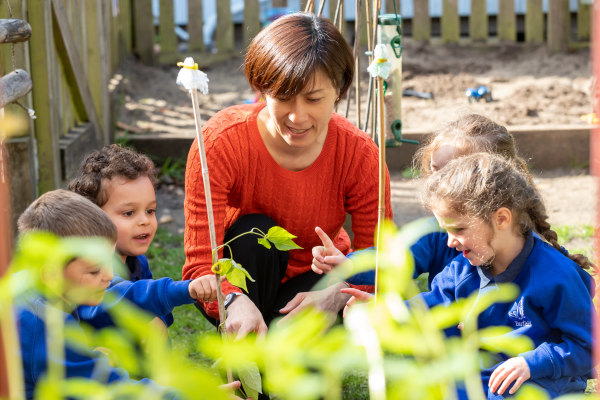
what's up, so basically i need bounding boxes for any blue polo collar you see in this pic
[477,230,534,288]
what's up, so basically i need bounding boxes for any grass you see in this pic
[553,224,595,263]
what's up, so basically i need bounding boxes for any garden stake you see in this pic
[176,58,232,381]
[367,44,392,300]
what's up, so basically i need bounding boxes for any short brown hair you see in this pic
[68,144,157,207]
[414,114,529,177]
[18,189,117,241]
[244,12,354,100]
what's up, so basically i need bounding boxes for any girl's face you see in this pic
[433,201,499,267]
[261,69,338,150]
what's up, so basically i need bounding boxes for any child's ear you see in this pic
[492,207,513,231]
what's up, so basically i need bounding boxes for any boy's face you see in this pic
[63,258,113,306]
[100,176,157,261]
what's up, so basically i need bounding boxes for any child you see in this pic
[15,190,235,399]
[419,153,593,398]
[68,144,216,330]
[312,114,530,289]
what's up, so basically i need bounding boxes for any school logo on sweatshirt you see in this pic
[508,297,531,327]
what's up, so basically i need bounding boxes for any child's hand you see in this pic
[340,287,373,318]
[188,274,218,302]
[311,226,347,274]
[488,356,530,395]
[219,380,249,400]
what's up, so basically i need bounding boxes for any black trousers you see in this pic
[197,214,323,326]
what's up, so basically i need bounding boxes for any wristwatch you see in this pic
[224,292,242,309]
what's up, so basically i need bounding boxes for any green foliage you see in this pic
[158,157,186,185]
[401,167,420,179]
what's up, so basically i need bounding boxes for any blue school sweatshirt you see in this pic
[418,231,594,398]
[346,222,459,288]
[16,296,180,400]
[77,255,186,329]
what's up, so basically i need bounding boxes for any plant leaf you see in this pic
[264,226,303,251]
[257,238,271,249]
[237,362,262,400]
[212,259,234,276]
[225,260,254,292]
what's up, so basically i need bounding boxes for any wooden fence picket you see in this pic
[133,0,154,65]
[442,0,459,43]
[188,0,205,53]
[470,0,487,42]
[498,0,516,42]
[525,0,544,44]
[159,0,177,63]
[548,0,570,52]
[216,0,234,53]
[244,0,260,49]
[577,0,591,41]
[413,0,430,42]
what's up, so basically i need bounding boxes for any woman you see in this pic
[183,12,392,337]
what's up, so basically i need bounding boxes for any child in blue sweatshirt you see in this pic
[15,190,236,399]
[418,153,594,398]
[68,144,217,332]
[312,114,529,289]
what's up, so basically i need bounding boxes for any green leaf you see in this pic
[238,362,263,400]
[264,226,303,251]
[257,237,271,249]
[225,261,254,292]
[478,326,534,356]
[213,259,234,275]
[513,383,551,399]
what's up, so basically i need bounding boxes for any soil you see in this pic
[113,40,597,247]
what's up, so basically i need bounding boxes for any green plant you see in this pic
[401,167,420,179]
[158,157,186,185]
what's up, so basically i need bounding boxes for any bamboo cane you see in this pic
[176,58,231,382]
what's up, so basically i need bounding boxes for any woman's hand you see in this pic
[278,281,351,323]
[340,287,373,317]
[311,226,348,274]
[225,295,268,339]
[488,356,530,395]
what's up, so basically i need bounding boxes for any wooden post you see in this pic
[548,0,570,52]
[470,0,487,42]
[28,0,61,192]
[272,0,287,7]
[216,0,233,53]
[0,69,32,108]
[577,0,591,41]
[243,0,260,49]
[0,141,11,400]
[413,0,430,42]
[525,0,544,44]
[498,0,516,42]
[188,0,205,53]
[159,0,177,62]
[132,0,154,65]
[592,0,600,369]
[121,0,133,57]
[441,0,459,43]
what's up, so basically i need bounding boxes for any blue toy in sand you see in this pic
[466,85,493,103]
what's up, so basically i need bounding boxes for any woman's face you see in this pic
[263,69,338,150]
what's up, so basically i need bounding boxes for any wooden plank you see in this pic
[159,0,177,59]
[110,0,119,71]
[122,0,133,57]
[272,0,287,6]
[441,0,459,43]
[51,0,103,143]
[525,0,544,44]
[548,0,570,52]
[244,0,260,49]
[470,0,487,42]
[413,0,430,42]
[28,0,61,192]
[188,0,204,53]
[59,123,98,181]
[216,0,233,53]
[101,0,112,143]
[132,0,154,65]
[498,0,516,42]
[577,0,591,41]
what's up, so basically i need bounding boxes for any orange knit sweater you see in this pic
[183,103,392,318]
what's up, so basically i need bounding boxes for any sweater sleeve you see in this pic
[520,265,593,380]
[78,278,193,328]
[183,118,243,319]
[344,134,393,251]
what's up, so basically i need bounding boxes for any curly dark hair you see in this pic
[68,144,158,207]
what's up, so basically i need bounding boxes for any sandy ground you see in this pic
[113,40,597,244]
